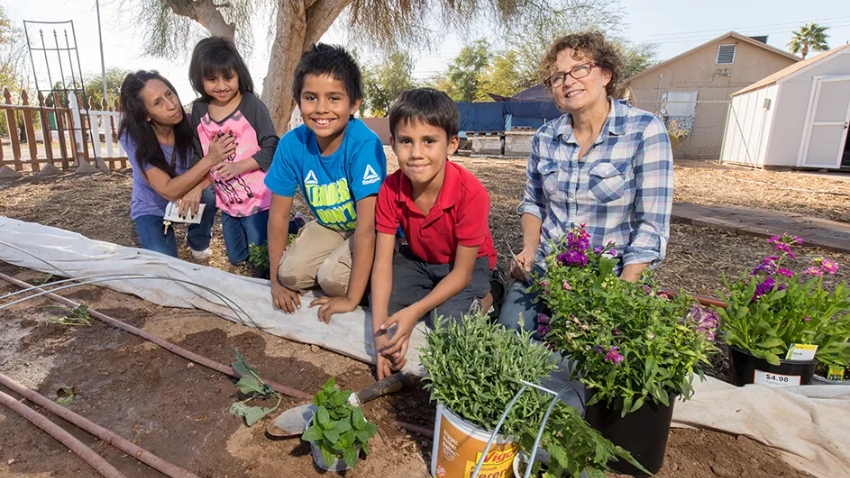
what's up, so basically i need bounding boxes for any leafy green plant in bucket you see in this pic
[420,312,642,477]
[302,377,377,469]
[229,350,282,426]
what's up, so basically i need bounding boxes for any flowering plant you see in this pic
[530,225,718,416]
[717,234,850,368]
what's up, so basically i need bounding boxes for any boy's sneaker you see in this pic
[191,247,212,260]
[488,267,508,321]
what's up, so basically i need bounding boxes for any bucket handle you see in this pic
[471,380,579,478]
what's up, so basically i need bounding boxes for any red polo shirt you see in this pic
[376,161,497,269]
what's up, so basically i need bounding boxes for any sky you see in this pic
[4,0,850,105]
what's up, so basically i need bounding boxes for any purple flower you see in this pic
[792,235,803,245]
[593,246,603,255]
[537,324,551,337]
[562,280,572,291]
[752,276,776,301]
[752,256,778,276]
[776,268,794,277]
[805,266,824,277]
[594,345,605,354]
[821,259,839,275]
[609,249,618,257]
[768,236,781,244]
[536,313,550,325]
[605,346,625,365]
[558,249,588,267]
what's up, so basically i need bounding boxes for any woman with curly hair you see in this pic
[498,31,674,333]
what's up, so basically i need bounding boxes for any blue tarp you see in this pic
[457,101,562,132]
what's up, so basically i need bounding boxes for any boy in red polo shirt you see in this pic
[370,88,498,377]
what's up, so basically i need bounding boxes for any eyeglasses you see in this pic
[544,62,597,88]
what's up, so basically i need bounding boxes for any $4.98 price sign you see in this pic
[754,370,801,387]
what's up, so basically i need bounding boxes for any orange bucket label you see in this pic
[433,411,517,478]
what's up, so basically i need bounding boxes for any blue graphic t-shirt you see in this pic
[265,119,387,231]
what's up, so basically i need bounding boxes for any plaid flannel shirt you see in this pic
[519,99,673,271]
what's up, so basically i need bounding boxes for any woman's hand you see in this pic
[176,186,202,218]
[510,247,536,281]
[206,134,236,165]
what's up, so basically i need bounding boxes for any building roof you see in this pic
[732,43,850,96]
[623,31,800,84]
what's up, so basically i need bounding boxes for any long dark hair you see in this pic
[189,36,254,102]
[117,70,194,177]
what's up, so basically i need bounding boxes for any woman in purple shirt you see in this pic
[118,70,234,258]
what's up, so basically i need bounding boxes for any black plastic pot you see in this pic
[251,266,270,280]
[584,392,675,477]
[728,346,816,386]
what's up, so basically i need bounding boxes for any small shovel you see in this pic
[266,372,412,437]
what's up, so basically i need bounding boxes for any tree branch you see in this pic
[161,0,236,40]
[304,0,353,46]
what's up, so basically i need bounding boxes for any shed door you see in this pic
[801,77,850,169]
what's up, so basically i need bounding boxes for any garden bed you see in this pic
[0,157,838,477]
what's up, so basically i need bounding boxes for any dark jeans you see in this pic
[380,245,491,325]
[221,210,270,265]
[496,265,547,338]
[134,187,217,258]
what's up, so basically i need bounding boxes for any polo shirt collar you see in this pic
[397,160,460,213]
[556,97,626,144]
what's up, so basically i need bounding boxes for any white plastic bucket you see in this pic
[430,403,518,478]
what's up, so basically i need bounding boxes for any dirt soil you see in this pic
[0,155,835,477]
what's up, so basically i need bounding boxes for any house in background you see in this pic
[621,32,799,158]
[720,43,850,170]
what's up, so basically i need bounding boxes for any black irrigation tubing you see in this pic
[0,389,128,478]
[0,272,313,400]
[0,372,199,478]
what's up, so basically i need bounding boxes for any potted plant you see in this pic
[247,243,270,279]
[301,377,377,471]
[716,234,850,386]
[420,312,639,478]
[529,225,718,476]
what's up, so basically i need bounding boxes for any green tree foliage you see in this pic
[84,68,133,108]
[432,40,491,102]
[362,50,416,117]
[474,50,535,100]
[788,22,829,59]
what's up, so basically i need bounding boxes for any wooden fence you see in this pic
[0,87,127,173]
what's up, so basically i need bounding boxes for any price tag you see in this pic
[785,344,818,361]
[827,366,845,381]
[754,370,801,387]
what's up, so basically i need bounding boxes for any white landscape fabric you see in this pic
[673,375,850,477]
[0,216,427,375]
[2,216,848,477]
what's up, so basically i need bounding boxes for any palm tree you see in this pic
[788,22,830,59]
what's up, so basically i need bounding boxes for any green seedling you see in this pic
[247,243,270,270]
[55,385,77,405]
[229,349,282,427]
[302,378,377,469]
[44,304,92,327]
[32,273,55,285]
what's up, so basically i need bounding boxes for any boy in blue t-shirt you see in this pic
[264,43,386,323]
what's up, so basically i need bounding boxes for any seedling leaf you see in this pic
[302,425,323,443]
[343,446,358,469]
[55,386,76,405]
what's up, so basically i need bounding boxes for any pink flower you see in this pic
[776,268,794,277]
[537,313,550,325]
[537,324,551,337]
[768,236,781,244]
[539,279,550,290]
[562,280,572,291]
[803,316,811,322]
[792,236,803,245]
[805,266,824,277]
[821,259,839,275]
[605,346,625,365]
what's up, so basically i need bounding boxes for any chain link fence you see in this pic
[629,100,731,159]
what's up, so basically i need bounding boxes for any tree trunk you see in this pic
[260,0,353,133]
[801,44,809,60]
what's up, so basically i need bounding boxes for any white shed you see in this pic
[720,43,850,169]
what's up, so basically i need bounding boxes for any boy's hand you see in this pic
[373,334,395,379]
[310,295,358,324]
[271,281,301,313]
[376,307,419,364]
[211,161,244,181]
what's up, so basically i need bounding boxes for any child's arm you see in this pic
[311,195,378,323]
[268,193,301,312]
[378,244,480,362]
[370,231,397,379]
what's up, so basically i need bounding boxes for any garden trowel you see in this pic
[266,372,412,437]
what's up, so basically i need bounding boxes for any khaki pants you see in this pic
[277,220,353,296]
